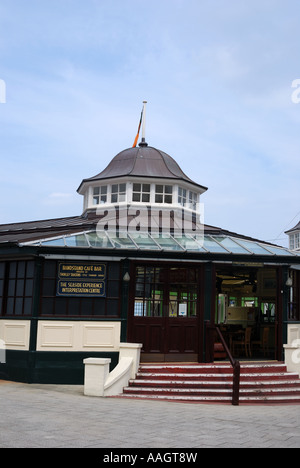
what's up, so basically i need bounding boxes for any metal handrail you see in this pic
[205,322,241,405]
[214,326,240,406]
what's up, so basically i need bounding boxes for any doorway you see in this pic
[215,265,279,360]
[128,265,203,361]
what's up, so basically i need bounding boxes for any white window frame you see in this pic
[155,184,173,204]
[188,191,197,210]
[178,187,187,206]
[92,186,108,205]
[132,183,151,203]
[111,183,127,203]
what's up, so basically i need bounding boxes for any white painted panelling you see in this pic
[37,321,121,352]
[0,320,30,350]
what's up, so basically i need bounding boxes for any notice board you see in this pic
[56,262,107,297]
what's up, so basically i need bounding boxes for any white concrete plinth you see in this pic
[119,343,143,379]
[83,343,143,397]
[83,358,111,397]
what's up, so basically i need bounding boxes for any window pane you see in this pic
[9,262,17,278]
[6,298,14,315]
[25,279,34,296]
[133,193,140,202]
[142,184,150,192]
[24,298,32,316]
[16,279,25,296]
[142,193,150,202]
[156,185,163,193]
[133,183,141,192]
[8,280,16,296]
[0,263,5,278]
[26,261,35,278]
[17,262,26,278]
[15,298,23,315]
[165,185,172,194]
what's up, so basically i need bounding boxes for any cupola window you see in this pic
[155,185,173,204]
[189,191,197,210]
[132,183,151,203]
[111,183,126,203]
[290,233,300,250]
[93,186,107,205]
[178,187,187,206]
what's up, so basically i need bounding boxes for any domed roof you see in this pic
[78,144,207,193]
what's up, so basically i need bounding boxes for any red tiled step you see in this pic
[138,363,289,375]
[129,378,300,389]
[119,362,300,404]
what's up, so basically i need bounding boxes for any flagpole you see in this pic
[140,101,148,147]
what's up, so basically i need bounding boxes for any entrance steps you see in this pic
[119,362,300,404]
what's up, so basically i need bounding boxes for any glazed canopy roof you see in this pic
[77,145,208,193]
[0,212,299,260]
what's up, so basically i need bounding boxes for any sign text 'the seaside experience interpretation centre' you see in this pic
[56,263,107,297]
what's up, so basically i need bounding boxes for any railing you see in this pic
[206,322,240,406]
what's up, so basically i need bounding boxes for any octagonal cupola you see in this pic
[77,104,207,234]
[77,143,207,213]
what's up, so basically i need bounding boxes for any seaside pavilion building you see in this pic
[0,134,300,384]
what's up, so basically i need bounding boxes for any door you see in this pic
[128,265,202,361]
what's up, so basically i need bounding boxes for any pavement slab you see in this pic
[1,380,300,449]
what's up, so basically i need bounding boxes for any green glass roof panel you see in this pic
[173,234,206,252]
[261,245,294,256]
[65,234,89,247]
[41,238,65,247]
[106,232,137,249]
[202,236,229,253]
[86,231,114,248]
[212,236,251,254]
[129,233,161,250]
[234,238,273,255]
[151,233,184,251]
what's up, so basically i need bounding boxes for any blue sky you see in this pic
[0,0,299,246]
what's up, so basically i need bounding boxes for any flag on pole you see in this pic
[132,107,143,147]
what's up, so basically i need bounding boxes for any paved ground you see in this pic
[1,380,300,449]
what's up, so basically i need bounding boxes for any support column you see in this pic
[203,262,216,362]
[28,257,43,383]
[120,259,131,342]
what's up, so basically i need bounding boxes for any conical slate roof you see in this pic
[286,221,300,234]
[77,145,207,193]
